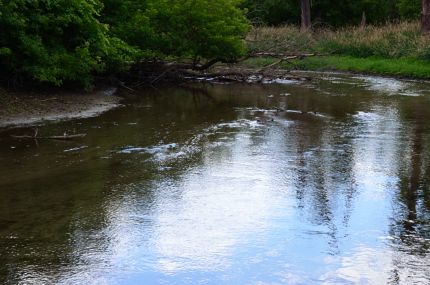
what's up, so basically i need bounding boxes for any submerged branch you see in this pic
[119,52,319,88]
[11,128,87,140]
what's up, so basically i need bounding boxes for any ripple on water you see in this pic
[118,143,179,155]
[116,119,268,165]
[354,75,424,96]
[117,143,192,164]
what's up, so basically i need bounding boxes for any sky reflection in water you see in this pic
[1,74,430,284]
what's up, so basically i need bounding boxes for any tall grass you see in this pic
[246,26,316,54]
[247,22,430,60]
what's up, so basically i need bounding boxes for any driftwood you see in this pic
[237,52,319,62]
[118,52,320,88]
[182,67,312,83]
[11,129,86,140]
[11,134,86,140]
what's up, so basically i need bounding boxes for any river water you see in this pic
[1,73,430,284]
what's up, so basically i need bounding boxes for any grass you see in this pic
[244,21,430,79]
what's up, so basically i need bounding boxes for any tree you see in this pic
[300,0,311,31]
[0,0,134,87]
[422,0,430,32]
[104,0,249,63]
[0,0,249,87]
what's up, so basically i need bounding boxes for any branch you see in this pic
[193,59,219,70]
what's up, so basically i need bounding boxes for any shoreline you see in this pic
[1,65,428,129]
[0,87,122,129]
[239,56,430,81]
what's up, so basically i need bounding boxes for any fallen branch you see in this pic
[252,52,316,58]
[11,133,86,140]
[258,58,285,72]
[182,67,312,83]
[237,52,318,62]
[119,52,319,86]
[118,81,135,92]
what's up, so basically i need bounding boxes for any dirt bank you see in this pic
[0,88,122,128]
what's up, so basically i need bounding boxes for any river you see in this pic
[1,73,430,284]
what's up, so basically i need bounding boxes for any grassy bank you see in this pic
[242,56,430,79]
[244,22,430,79]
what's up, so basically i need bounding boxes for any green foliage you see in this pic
[104,0,249,62]
[149,0,249,61]
[240,55,430,79]
[0,0,135,87]
[0,0,249,87]
[102,0,156,58]
[287,56,430,79]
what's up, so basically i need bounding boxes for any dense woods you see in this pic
[0,0,426,87]
[244,0,421,26]
[0,0,248,87]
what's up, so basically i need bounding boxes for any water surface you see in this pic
[1,73,430,284]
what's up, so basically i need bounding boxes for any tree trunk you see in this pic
[422,0,430,33]
[360,11,366,28]
[300,0,311,32]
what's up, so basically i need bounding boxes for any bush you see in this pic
[104,0,249,62]
[0,0,136,87]
[0,0,249,87]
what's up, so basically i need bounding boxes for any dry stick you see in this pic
[39,98,58,102]
[256,54,315,72]
[118,81,135,92]
[146,67,173,86]
[253,52,316,59]
[257,58,286,72]
[236,52,317,64]
[11,133,86,140]
[193,59,220,71]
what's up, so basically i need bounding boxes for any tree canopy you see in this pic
[0,0,249,87]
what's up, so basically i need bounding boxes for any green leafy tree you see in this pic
[0,0,249,87]
[149,0,249,62]
[104,0,249,63]
[0,0,134,87]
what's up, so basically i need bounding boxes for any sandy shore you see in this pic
[0,88,122,128]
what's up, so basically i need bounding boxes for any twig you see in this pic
[11,133,86,140]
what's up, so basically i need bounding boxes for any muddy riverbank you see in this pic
[0,87,121,128]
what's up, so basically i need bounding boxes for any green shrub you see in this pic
[0,0,249,87]
[104,0,250,62]
[0,0,135,87]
